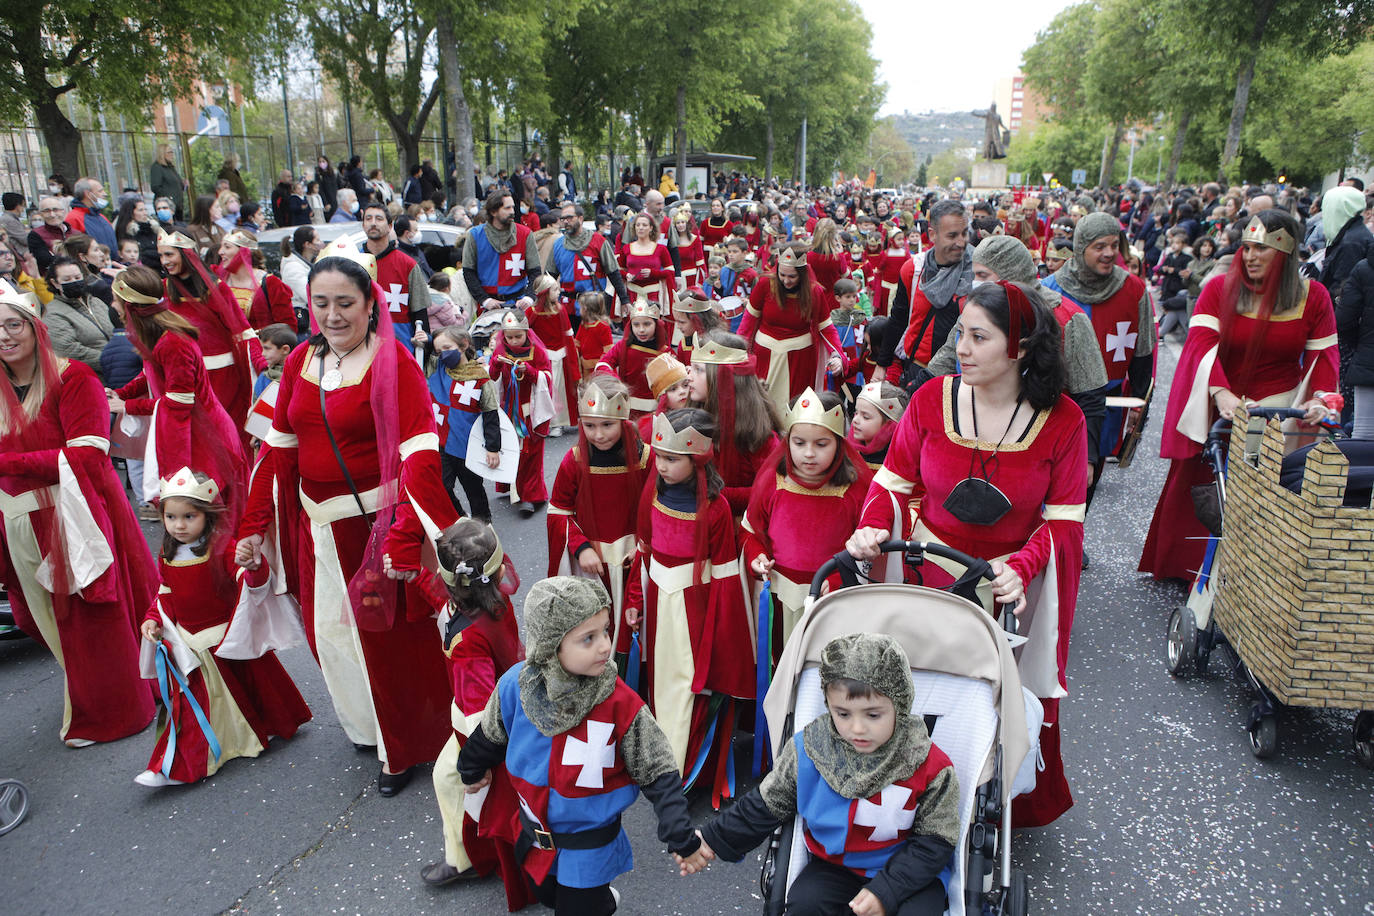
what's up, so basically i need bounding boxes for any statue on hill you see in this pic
[972,103,1008,160]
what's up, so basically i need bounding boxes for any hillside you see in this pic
[888,110,985,161]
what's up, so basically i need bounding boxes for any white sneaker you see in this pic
[134,770,186,788]
[548,425,563,437]
[63,738,95,748]
[610,886,620,909]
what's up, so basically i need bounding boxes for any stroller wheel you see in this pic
[0,779,30,836]
[1247,706,1278,759]
[1354,711,1374,770]
[1166,606,1196,677]
[1002,868,1029,916]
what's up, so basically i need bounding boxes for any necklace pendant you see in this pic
[320,368,343,392]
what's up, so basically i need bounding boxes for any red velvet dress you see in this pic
[676,235,707,288]
[115,331,248,503]
[526,305,581,426]
[166,279,267,446]
[873,248,911,317]
[858,376,1087,828]
[718,434,780,517]
[625,485,755,805]
[807,249,848,313]
[546,439,649,653]
[254,340,459,772]
[575,320,613,369]
[492,340,553,504]
[142,543,310,782]
[740,280,846,411]
[1138,279,1339,580]
[622,245,674,312]
[699,218,734,249]
[595,329,669,416]
[0,361,156,743]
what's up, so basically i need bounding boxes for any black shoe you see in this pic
[1081,548,1090,571]
[421,862,479,886]
[378,766,413,797]
[352,742,375,754]
[516,501,536,517]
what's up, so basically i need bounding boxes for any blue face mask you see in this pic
[94,197,108,210]
[156,208,173,222]
[438,348,465,370]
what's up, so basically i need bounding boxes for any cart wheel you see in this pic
[1005,868,1029,916]
[1354,711,1374,770]
[1166,606,1196,677]
[1248,707,1278,759]
[0,779,29,836]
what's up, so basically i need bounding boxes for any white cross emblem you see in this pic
[387,282,409,313]
[1105,320,1137,362]
[574,257,592,280]
[432,402,445,426]
[452,379,481,406]
[562,719,615,789]
[504,252,525,275]
[853,785,915,842]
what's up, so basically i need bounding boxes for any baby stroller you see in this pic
[1165,407,1374,766]
[760,541,1036,916]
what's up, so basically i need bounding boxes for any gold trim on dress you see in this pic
[652,497,698,521]
[941,376,1049,452]
[301,341,381,389]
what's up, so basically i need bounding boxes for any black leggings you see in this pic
[532,876,616,915]
[785,857,944,916]
[441,451,491,521]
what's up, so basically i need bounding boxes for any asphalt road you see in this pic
[1,340,1371,915]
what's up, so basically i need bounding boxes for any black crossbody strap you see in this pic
[318,349,369,520]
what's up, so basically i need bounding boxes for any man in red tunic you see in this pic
[879,199,971,385]
[362,203,431,355]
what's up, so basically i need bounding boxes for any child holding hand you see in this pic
[458,576,708,914]
[683,633,960,916]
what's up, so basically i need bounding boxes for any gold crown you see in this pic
[786,387,845,437]
[691,339,749,366]
[645,352,687,397]
[674,289,713,313]
[501,308,529,331]
[154,224,196,250]
[110,270,162,306]
[223,230,259,250]
[857,382,904,422]
[1242,216,1296,254]
[651,412,712,456]
[160,467,221,504]
[1048,245,1073,260]
[581,379,630,419]
[628,300,661,320]
[0,281,38,319]
[320,238,378,282]
[777,246,804,270]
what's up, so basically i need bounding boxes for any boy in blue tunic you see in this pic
[685,633,959,916]
[459,576,707,913]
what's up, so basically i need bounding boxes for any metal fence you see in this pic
[2,122,655,216]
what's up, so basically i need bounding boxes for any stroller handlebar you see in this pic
[812,540,996,595]
[1208,407,1337,440]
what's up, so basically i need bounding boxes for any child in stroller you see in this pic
[681,633,959,916]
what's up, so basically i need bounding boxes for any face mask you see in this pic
[30,219,43,229]
[438,348,465,370]
[156,208,173,222]
[942,476,1013,526]
[48,184,61,194]
[59,279,86,299]
[94,197,108,210]
[349,201,359,214]
[406,233,420,246]
[970,279,989,290]
[227,202,240,215]
[467,206,478,217]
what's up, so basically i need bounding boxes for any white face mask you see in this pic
[970,279,989,290]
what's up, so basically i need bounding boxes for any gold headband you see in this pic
[112,271,161,305]
[437,529,504,587]
[1242,216,1296,255]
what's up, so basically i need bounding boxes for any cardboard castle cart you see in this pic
[1174,410,1374,766]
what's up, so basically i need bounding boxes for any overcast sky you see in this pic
[857,0,1078,115]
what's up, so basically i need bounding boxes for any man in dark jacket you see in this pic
[403,165,425,205]
[270,171,295,226]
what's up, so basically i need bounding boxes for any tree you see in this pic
[1006,115,1110,186]
[1157,0,1374,181]
[1082,0,1157,188]
[0,0,284,180]
[309,0,442,169]
[1022,3,1097,117]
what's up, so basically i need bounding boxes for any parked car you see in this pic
[255,223,470,274]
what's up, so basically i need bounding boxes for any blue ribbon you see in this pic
[684,697,722,790]
[625,632,641,694]
[752,581,773,778]
[154,640,222,778]
[503,373,529,438]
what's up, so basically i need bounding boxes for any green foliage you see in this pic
[1005,116,1109,186]
[1022,3,1097,117]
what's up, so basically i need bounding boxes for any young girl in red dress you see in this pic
[847,380,909,472]
[686,330,782,515]
[525,274,580,430]
[136,468,310,787]
[671,287,724,362]
[625,409,755,807]
[739,244,848,415]
[386,512,531,909]
[620,212,675,317]
[673,208,707,290]
[595,301,669,417]
[873,225,911,318]
[638,352,692,443]
[491,309,553,516]
[743,389,872,655]
[574,291,613,378]
[547,375,649,655]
